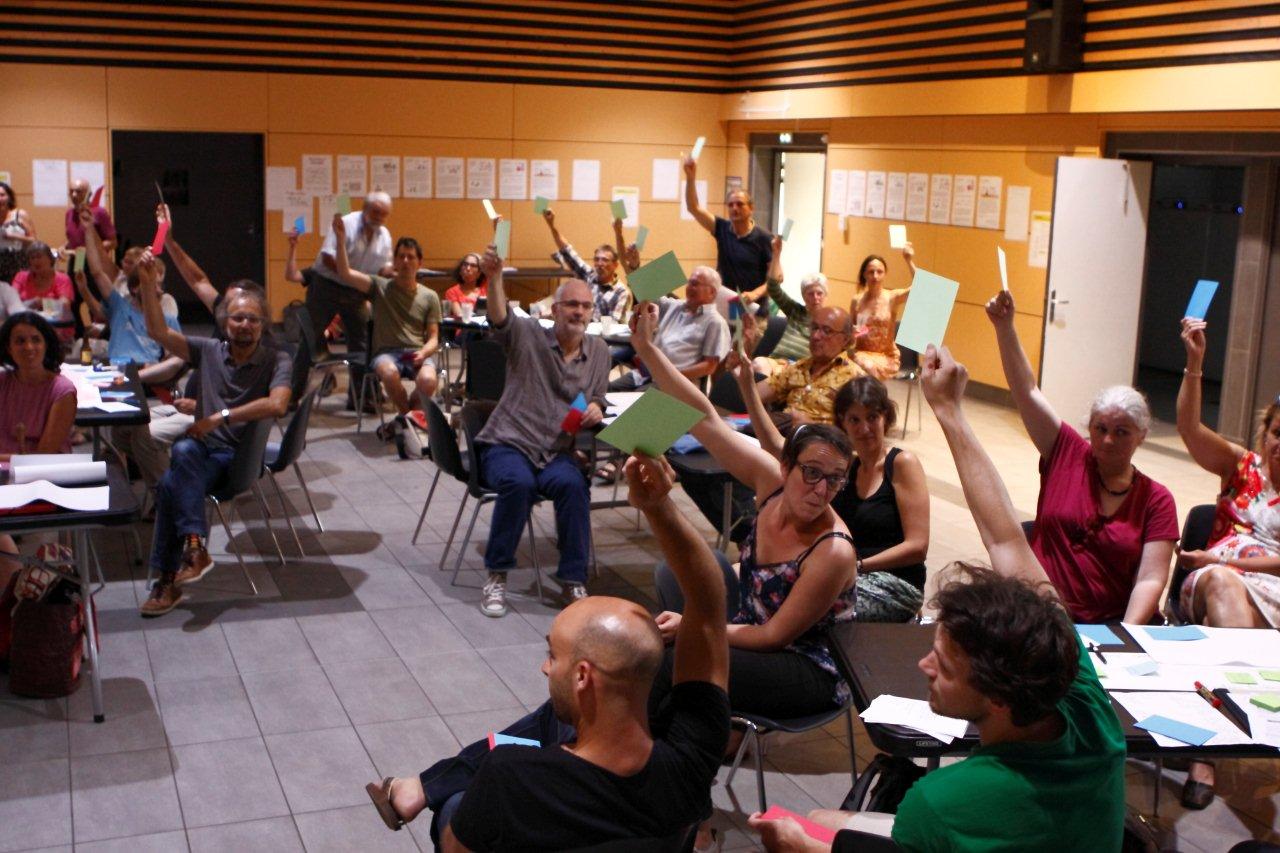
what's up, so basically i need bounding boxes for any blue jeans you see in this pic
[480,444,590,583]
[149,438,235,576]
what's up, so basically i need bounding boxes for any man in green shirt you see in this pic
[750,344,1125,853]
[332,215,440,459]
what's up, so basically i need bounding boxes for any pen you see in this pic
[1088,642,1106,665]
[1213,687,1252,737]
[1194,681,1250,736]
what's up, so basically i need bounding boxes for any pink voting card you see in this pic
[150,220,170,256]
[758,806,837,843]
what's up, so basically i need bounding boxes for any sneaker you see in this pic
[398,416,425,460]
[140,575,183,617]
[480,573,508,618]
[174,535,213,586]
[564,582,588,604]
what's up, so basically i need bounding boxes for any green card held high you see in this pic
[336,194,352,215]
[534,196,550,215]
[597,387,706,457]
[494,219,511,260]
[627,251,686,304]
[895,268,960,354]
[611,198,628,221]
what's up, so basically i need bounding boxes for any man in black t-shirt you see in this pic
[683,156,773,310]
[366,453,731,851]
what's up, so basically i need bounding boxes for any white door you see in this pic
[1039,156,1152,421]
[776,151,825,301]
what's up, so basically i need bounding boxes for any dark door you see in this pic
[111,131,263,325]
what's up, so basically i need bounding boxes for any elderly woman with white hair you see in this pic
[754,235,828,375]
[986,290,1178,623]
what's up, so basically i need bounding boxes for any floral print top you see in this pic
[1210,451,1280,554]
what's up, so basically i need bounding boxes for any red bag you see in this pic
[8,582,97,699]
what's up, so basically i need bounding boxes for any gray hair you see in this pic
[1087,385,1151,433]
[555,278,591,302]
[690,265,722,289]
[799,273,828,294]
[364,191,392,208]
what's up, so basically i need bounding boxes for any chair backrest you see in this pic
[653,552,740,620]
[424,398,468,483]
[465,338,507,401]
[1181,503,1217,552]
[216,417,273,499]
[708,371,746,414]
[752,315,789,359]
[458,400,500,496]
[1021,519,1035,542]
[269,386,320,471]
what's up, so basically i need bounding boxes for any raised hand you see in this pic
[1180,317,1207,364]
[331,214,346,240]
[984,289,1014,327]
[902,240,915,264]
[623,451,676,511]
[920,343,969,411]
[479,245,503,279]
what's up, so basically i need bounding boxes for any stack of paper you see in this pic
[10,455,106,486]
[0,480,109,512]
[860,695,969,743]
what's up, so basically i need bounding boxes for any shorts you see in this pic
[370,348,434,380]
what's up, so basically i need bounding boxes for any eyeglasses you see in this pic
[796,462,848,493]
[228,314,263,325]
[556,300,594,311]
[460,261,479,268]
[811,323,848,338]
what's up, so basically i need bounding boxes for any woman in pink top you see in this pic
[986,290,1178,624]
[442,253,488,318]
[12,242,75,343]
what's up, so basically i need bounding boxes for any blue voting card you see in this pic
[1135,715,1215,746]
[1076,624,1122,646]
[1144,625,1207,642]
[1184,279,1218,320]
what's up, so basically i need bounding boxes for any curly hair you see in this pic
[834,375,898,432]
[0,311,63,373]
[931,563,1078,728]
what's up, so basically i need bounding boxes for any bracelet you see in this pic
[1183,368,1202,377]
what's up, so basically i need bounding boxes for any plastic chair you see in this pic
[464,337,507,402]
[752,315,790,359]
[893,339,923,438]
[411,398,470,544]
[262,386,323,553]
[1165,503,1216,625]
[353,318,384,433]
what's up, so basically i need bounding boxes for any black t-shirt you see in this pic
[449,680,730,851]
[830,448,926,590]
[713,216,772,293]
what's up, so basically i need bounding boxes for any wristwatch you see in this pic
[219,408,231,424]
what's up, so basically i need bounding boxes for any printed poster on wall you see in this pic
[864,171,887,218]
[845,170,867,217]
[1028,210,1051,268]
[436,157,464,199]
[1004,185,1031,241]
[976,175,1003,230]
[652,159,680,201]
[316,194,337,237]
[370,156,401,197]
[885,172,907,220]
[679,180,706,221]
[499,159,528,200]
[301,155,332,195]
[827,169,847,215]
[906,173,928,223]
[928,174,952,225]
[466,158,495,199]
[337,155,367,196]
[572,160,600,201]
[530,160,559,200]
[403,157,432,198]
[611,186,640,228]
[282,191,311,233]
[33,159,68,207]
[70,161,106,209]
[265,166,296,211]
[950,175,977,227]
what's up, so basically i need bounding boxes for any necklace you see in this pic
[1098,466,1134,497]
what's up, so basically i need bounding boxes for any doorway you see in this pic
[111,131,264,325]
[748,133,826,302]
[1134,162,1244,425]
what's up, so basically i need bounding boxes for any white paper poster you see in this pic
[33,159,68,207]
[0,172,10,186]
[401,157,432,198]
[370,156,401,197]
[1029,210,1051,268]
[572,160,600,201]
[436,157,464,199]
[69,161,106,207]
[951,174,976,227]
[679,180,707,221]
[906,173,929,223]
[827,169,847,215]
[976,175,1003,230]
[530,160,559,200]
[337,155,367,196]
[282,190,311,233]
[928,174,952,225]
[499,159,528,200]
[1004,185,1031,241]
[301,154,332,195]
[265,166,296,211]
[864,171,887,219]
[466,158,495,199]
[885,172,907,220]
[651,159,680,201]
[845,170,867,217]
[611,186,640,228]
[316,193,337,237]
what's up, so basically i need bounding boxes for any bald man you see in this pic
[751,305,863,428]
[63,178,117,255]
[366,453,731,851]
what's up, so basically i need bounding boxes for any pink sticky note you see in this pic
[759,806,836,844]
[150,220,170,256]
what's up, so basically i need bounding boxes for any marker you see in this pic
[1214,687,1252,736]
[1087,642,1106,665]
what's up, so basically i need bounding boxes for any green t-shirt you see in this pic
[369,275,440,352]
[890,640,1125,852]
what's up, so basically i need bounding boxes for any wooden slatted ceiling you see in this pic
[1,0,1276,93]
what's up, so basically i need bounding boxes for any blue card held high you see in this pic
[1184,279,1219,320]
[1135,715,1215,746]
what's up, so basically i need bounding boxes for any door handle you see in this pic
[1048,292,1070,323]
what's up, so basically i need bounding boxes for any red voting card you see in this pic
[90,185,105,208]
[758,806,837,843]
[150,220,170,256]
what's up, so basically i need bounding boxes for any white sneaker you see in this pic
[565,582,588,604]
[481,573,508,618]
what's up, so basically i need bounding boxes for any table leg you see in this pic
[75,529,106,723]
[92,426,101,460]
[718,481,732,553]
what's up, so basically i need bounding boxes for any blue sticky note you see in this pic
[494,219,511,260]
[1126,660,1159,677]
[293,215,306,233]
[1184,279,1218,320]
[488,732,539,749]
[894,269,959,354]
[1076,624,1122,646]
[1135,715,1215,746]
[570,392,587,412]
[1144,625,1207,642]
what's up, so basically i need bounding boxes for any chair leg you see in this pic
[292,462,324,532]
[724,718,754,788]
[717,480,732,552]
[268,469,306,557]
[412,468,442,544]
[525,514,545,602]
[753,724,767,813]
[252,482,288,565]
[439,494,469,570]
[211,498,258,596]
[844,707,858,787]
[450,499,486,586]
[130,526,144,567]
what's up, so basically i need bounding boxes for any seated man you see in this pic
[366,452,730,852]
[471,247,609,617]
[749,344,1125,853]
[746,305,861,428]
[608,266,729,391]
[134,253,292,617]
[541,206,632,321]
[330,215,440,459]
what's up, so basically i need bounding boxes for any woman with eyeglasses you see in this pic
[631,300,859,722]
[443,253,488,319]
[849,242,916,380]
[986,289,1178,625]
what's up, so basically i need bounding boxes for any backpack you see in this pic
[840,753,926,815]
[8,568,96,699]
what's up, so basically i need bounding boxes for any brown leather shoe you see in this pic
[174,537,213,587]
[140,575,183,617]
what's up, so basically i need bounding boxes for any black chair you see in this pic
[893,337,923,438]
[708,371,746,415]
[753,315,789,359]
[1165,503,1216,625]
[353,318,385,434]
[464,337,507,402]
[412,398,471,545]
[262,386,323,554]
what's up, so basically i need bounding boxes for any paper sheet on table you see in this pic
[602,391,646,425]
[75,383,102,407]
[11,458,106,486]
[596,388,706,457]
[894,269,959,354]
[91,401,141,414]
[1110,691,1257,747]
[1124,624,1280,666]
[860,695,969,744]
[626,251,686,303]
[1089,653,1275,692]
[1076,624,1122,646]
[0,480,109,512]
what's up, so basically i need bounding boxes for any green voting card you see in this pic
[611,198,628,221]
[74,247,86,272]
[895,268,959,354]
[627,251,685,304]
[336,194,352,215]
[1261,670,1280,682]
[534,196,550,215]
[1226,672,1258,685]
[494,220,511,260]
[1250,694,1280,712]
[635,225,649,252]
[597,387,706,457]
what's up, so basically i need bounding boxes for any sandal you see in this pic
[594,461,623,483]
[365,777,405,831]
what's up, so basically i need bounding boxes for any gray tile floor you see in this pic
[1,385,1277,851]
